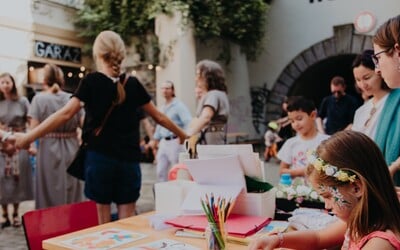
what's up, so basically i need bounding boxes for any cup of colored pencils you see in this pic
[201,194,234,250]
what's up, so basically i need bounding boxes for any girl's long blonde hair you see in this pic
[93,30,126,105]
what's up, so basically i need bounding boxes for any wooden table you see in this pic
[43,212,248,249]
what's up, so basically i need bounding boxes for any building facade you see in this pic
[0,0,89,99]
[1,0,399,140]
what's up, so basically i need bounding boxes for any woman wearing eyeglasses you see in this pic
[372,16,400,90]
[372,15,400,185]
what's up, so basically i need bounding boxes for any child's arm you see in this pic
[248,220,346,250]
[279,161,306,177]
[274,133,283,142]
[315,117,326,134]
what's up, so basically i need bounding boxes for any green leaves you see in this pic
[74,0,270,64]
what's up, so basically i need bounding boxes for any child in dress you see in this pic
[277,96,329,178]
[263,121,281,161]
[249,130,400,249]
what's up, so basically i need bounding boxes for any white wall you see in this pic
[31,0,77,31]
[155,13,197,114]
[0,0,34,93]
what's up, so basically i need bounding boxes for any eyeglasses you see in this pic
[371,48,391,68]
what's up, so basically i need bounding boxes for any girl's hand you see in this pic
[28,145,37,156]
[395,186,400,202]
[1,141,17,156]
[185,135,198,158]
[14,132,31,149]
[248,235,280,250]
[389,157,400,178]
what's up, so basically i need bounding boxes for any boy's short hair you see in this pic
[286,96,316,115]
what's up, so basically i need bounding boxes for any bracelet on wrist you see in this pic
[277,232,284,247]
[1,131,12,142]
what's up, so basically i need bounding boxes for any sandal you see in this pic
[1,213,10,229]
[12,213,21,228]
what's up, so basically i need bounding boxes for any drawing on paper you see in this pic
[61,228,147,249]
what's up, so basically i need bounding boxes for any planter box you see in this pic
[275,198,325,220]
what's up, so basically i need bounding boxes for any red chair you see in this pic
[22,201,98,250]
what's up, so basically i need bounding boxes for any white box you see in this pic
[154,180,196,214]
[232,188,277,218]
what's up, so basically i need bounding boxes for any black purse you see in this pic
[66,143,87,180]
[66,74,129,180]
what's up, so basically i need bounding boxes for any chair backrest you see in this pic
[22,200,98,250]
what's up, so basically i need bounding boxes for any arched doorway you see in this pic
[265,24,372,123]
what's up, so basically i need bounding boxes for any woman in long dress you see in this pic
[0,72,33,228]
[28,64,84,209]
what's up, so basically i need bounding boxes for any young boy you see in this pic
[277,96,329,178]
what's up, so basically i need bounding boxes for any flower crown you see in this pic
[307,150,357,183]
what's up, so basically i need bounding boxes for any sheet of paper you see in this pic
[196,144,262,179]
[179,184,243,214]
[126,239,200,250]
[184,155,246,187]
[60,228,147,249]
[181,155,246,214]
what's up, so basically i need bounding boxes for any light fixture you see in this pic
[80,66,85,72]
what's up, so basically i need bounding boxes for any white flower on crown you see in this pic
[307,150,357,183]
[325,166,337,176]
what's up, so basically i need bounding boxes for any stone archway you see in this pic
[265,24,373,123]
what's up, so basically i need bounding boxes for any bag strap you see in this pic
[94,74,129,136]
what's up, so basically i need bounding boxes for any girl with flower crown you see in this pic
[249,130,400,250]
